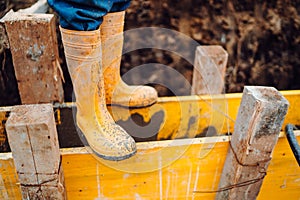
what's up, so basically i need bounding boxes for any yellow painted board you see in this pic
[1,91,300,142]
[108,90,300,140]
[0,133,299,199]
[0,158,21,199]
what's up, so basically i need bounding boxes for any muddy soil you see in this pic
[0,0,300,105]
[124,0,300,96]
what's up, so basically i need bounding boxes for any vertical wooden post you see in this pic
[3,12,64,104]
[5,104,66,199]
[191,45,228,95]
[216,86,289,199]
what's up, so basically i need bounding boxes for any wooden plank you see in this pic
[0,158,22,199]
[0,0,50,107]
[0,107,11,152]
[5,104,66,199]
[3,13,64,104]
[191,45,228,95]
[216,86,289,199]
[0,90,299,149]
[18,0,49,14]
[0,132,299,199]
[0,112,7,148]
[109,90,300,140]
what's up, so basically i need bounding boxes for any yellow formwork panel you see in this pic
[0,158,21,199]
[1,91,299,142]
[0,112,7,147]
[0,133,299,199]
[108,90,300,140]
[0,91,299,199]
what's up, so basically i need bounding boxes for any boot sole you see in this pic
[78,128,137,161]
[94,148,137,161]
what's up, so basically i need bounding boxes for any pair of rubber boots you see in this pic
[60,11,157,161]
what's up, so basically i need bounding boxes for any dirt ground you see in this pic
[0,0,300,105]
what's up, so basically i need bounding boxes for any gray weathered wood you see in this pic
[3,13,64,104]
[0,0,49,52]
[18,0,49,14]
[216,86,289,200]
[5,104,66,200]
[191,45,228,95]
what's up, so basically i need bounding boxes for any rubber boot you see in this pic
[60,27,136,161]
[101,11,158,108]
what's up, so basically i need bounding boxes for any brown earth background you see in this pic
[0,0,300,105]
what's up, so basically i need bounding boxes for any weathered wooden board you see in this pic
[110,90,300,140]
[191,45,228,95]
[5,104,66,199]
[3,13,64,104]
[17,0,49,14]
[1,90,300,150]
[0,107,12,152]
[0,1,50,107]
[0,133,299,199]
[217,86,289,199]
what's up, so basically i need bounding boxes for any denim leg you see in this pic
[47,0,132,31]
[47,0,112,31]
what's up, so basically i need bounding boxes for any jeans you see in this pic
[47,0,131,31]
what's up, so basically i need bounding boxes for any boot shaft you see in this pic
[60,27,104,106]
[101,11,125,37]
[60,27,102,82]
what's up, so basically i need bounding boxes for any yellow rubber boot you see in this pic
[60,27,136,161]
[101,11,158,108]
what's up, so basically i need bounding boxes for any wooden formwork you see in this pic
[0,3,300,199]
[0,90,299,199]
[1,90,300,150]
[0,132,299,199]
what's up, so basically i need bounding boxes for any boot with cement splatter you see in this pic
[60,27,136,161]
[101,11,158,108]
